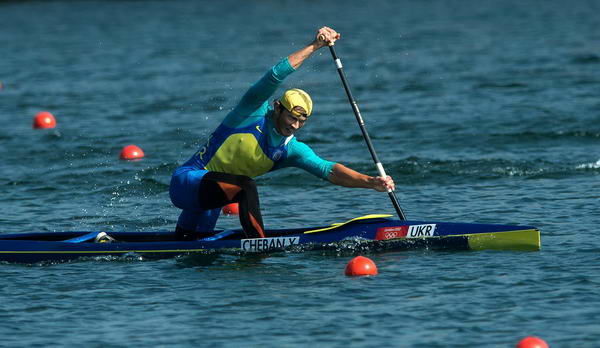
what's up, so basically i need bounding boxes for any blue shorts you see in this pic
[169,166,221,232]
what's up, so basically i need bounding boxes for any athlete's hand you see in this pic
[315,26,340,47]
[371,175,395,192]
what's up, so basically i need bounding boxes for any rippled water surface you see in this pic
[1,0,599,346]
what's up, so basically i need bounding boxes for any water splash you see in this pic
[576,159,600,170]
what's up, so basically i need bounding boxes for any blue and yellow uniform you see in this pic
[170,57,336,234]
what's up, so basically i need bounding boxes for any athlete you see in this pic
[170,27,395,240]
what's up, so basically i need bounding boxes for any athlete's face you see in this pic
[276,105,307,137]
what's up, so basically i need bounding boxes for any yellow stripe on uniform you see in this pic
[205,133,274,177]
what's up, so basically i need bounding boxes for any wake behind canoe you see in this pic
[0,215,541,264]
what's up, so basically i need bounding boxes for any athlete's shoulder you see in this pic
[287,138,314,157]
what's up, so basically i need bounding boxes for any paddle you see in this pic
[325,42,407,220]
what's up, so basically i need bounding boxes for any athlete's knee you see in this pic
[169,177,187,209]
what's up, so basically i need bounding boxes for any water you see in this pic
[1,0,599,346]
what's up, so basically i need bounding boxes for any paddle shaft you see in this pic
[327,44,407,221]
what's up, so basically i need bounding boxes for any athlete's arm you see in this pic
[223,58,295,127]
[279,140,335,179]
[288,26,340,69]
[223,27,340,127]
[328,163,395,192]
[280,140,394,192]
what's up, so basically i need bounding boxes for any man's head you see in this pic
[274,88,312,137]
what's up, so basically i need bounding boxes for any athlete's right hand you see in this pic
[371,175,395,192]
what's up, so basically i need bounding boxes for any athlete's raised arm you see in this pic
[224,27,340,126]
[288,26,341,69]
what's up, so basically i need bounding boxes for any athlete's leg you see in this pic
[198,172,265,238]
[174,208,220,241]
[170,167,265,239]
[170,167,220,240]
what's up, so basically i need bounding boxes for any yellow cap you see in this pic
[280,88,313,117]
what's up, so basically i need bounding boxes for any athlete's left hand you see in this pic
[315,26,341,47]
[371,175,395,192]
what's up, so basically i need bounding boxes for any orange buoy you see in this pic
[345,256,378,276]
[222,203,239,215]
[119,145,145,160]
[33,111,56,129]
[516,336,549,348]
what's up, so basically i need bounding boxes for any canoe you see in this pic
[0,215,540,264]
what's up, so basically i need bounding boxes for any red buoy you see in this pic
[222,203,239,215]
[33,111,56,129]
[516,336,549,348]
[120,145,145,160]
[345,256,378,276]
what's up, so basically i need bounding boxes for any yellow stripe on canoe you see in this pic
[0,249,207,254]
[303,214,393,234]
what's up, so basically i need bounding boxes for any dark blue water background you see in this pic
[1,0,599,346]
